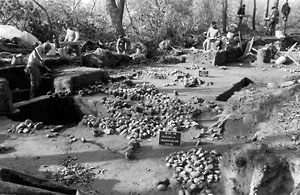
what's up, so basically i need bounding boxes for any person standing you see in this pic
[24,43,52,99]
[64,22,80,42]
[265,5,279,36]
[281,0,291,34]
[237,4,246,25]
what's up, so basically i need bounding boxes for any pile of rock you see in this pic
[165,148,221,195]
[80,91,201,139]
[107,82,159,100]
[124,139,141,160]
[8,119,44,134]
[76,83,106,96]
[49,156,96,187]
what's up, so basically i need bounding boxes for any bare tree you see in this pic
[239,0,243,7]
[222,0,228,32]
[106,0,126,36]
[274,0,279,8]
[264,0,270,25]
[252,0,256,30]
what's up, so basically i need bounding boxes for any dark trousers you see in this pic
[238,16,243,25]
[25,65,41,99]
[265,20,277,36]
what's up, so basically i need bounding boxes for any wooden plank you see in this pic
[286,54,300,67]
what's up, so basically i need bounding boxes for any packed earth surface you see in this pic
[2,53,300,195]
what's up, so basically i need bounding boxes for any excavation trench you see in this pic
[7,95,107,125]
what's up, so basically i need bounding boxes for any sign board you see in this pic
[159,131,181,146]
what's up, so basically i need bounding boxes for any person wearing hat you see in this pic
[237,4,246,25]
[265,4,279,36]
[25,42,52,99]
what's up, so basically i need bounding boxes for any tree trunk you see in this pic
[32,0,59,46]
[106,0,125,36]
[252,0,256,30]
[222,0,228,33]
[264,0,270,25]
[239,0,243,7]
[274,0,279,8]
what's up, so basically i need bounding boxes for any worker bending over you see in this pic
[25,43,52,99]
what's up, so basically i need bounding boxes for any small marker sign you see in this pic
[159,131,181,146]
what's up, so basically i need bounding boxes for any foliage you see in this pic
[0,0,300,50]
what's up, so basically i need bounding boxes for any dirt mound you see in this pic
[220,140,300,195]
[212,82,300,140]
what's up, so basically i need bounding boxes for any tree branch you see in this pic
[3,12,18,25]
[72,0,82,13]
[32,0,59,46]
[90,0,97,16]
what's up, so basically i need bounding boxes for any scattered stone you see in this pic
[47,156,96,187]
[165,148,221,193]
[8,121,45,134]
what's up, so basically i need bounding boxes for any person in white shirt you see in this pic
[203,21,221,51]
[64,23,80,42]
[24,42,52,99]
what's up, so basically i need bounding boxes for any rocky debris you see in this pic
[183,77,206,88]
[107,82,159,100]
[46,132,59,138]
[125,139,141,160]
[7,119,44,134]
[165,148,221,195]
[0,145,13,154]
[159,40,172,50]
[80,84,202,139]
[158,56,186,64]
[76,82,106,96]
[81,49,131,68]
[155,178,170,191]
[133,68,185,80]
[48,156,96,187]
[220,143,299,195]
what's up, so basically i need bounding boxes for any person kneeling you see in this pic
[116,35,130,54]
[203,21,221,51]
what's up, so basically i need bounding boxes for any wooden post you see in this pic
[264,0,270,25]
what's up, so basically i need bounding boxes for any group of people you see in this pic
[25,21,131,99]
[202,0,291,51]
[202,22,239,51]
[25,1,292,99]
[265,0,291,36]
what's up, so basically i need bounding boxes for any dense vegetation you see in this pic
[0,0,299,47]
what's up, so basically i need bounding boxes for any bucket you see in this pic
[275,56,287,64]
[0,78,13,115]
[58,48,66,57]
[275,30,284,38]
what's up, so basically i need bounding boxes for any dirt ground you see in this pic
[0,57,299,195]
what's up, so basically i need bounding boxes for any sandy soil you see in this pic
[0,58,299,195]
